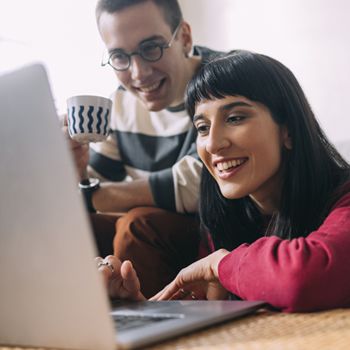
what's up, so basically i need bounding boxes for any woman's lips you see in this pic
[215,158,248,179]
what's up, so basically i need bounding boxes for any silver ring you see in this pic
[97,261,115,273]
[179,288,190,298]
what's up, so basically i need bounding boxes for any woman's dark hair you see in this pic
[185,50,350,249]
[96,0,183,32]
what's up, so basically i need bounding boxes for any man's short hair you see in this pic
[96,0,183,31]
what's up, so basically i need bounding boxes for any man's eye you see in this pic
[142,42,160,51]
[141,43,162,58]
[110,52,128,62]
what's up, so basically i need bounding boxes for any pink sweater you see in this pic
[218,190,350,312]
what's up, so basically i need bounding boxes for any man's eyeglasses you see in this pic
[101,22,182,72]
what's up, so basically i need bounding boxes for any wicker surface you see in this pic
[2,308,350,350]
[146,308,350,350]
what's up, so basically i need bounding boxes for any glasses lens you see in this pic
[109,51,130,70]
[140,42,163,62]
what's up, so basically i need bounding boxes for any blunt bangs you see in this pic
[185,50,296,126]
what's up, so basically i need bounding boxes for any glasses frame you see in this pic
[101,21,182,72]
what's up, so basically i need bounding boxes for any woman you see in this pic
[98,50,350,312]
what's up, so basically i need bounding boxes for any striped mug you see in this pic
[67,95,112,143]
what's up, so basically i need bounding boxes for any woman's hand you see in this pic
[96,255,146,301]
[150,249,230,301]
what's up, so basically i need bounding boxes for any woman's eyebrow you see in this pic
[193,101,253,122]
[220,101,253,111]
[193,114,204,123]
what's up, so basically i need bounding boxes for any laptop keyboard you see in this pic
[113,314,178,331]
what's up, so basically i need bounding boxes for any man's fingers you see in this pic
[62,113,68,126]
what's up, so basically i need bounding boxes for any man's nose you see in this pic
[130,55,152,81]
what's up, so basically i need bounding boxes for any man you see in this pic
[66,0,221,297]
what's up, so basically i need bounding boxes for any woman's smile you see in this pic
[194,95,291,213]
[214,157,248,179]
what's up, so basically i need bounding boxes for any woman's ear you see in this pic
[281,126,292,150]
[179,21,193,58]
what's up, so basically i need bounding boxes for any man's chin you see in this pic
[137,87,172,111]
[141,98,168,112]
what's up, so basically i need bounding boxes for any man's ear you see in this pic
[281,126,292,150]
[179,21,193,57]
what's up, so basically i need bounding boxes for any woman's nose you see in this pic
[205,127,230,154]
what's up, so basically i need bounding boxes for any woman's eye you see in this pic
[227,115,245,124]
[196,124,209,135]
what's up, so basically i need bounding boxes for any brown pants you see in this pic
[89,207,200,298]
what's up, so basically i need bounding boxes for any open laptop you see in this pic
[0,63,265,350]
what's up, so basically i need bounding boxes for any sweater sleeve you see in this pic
[149,154,202,213]
[218,191,350,312]
[149,128,202,214]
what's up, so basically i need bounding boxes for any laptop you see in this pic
[0,63,265,350]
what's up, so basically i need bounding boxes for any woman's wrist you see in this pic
[212,249,230,278]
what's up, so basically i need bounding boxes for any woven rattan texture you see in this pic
[146,309,350,350]
[1,309,350,350]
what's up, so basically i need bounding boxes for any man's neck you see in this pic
[168,56,202,108]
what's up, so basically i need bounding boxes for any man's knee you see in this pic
[115,206,200,246]
[115,207,163,244]
[113,207,200,297]
[117,207,165,231]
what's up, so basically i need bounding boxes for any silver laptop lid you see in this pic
[0,64,116,350]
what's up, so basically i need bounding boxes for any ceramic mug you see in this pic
[66,95,112,143]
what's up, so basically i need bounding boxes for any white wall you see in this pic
[179,0,350,143]
[0,0,116,113]
[1,0,349,142]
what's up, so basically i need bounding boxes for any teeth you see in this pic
[139,81,161,93]
[217,159,245,171]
